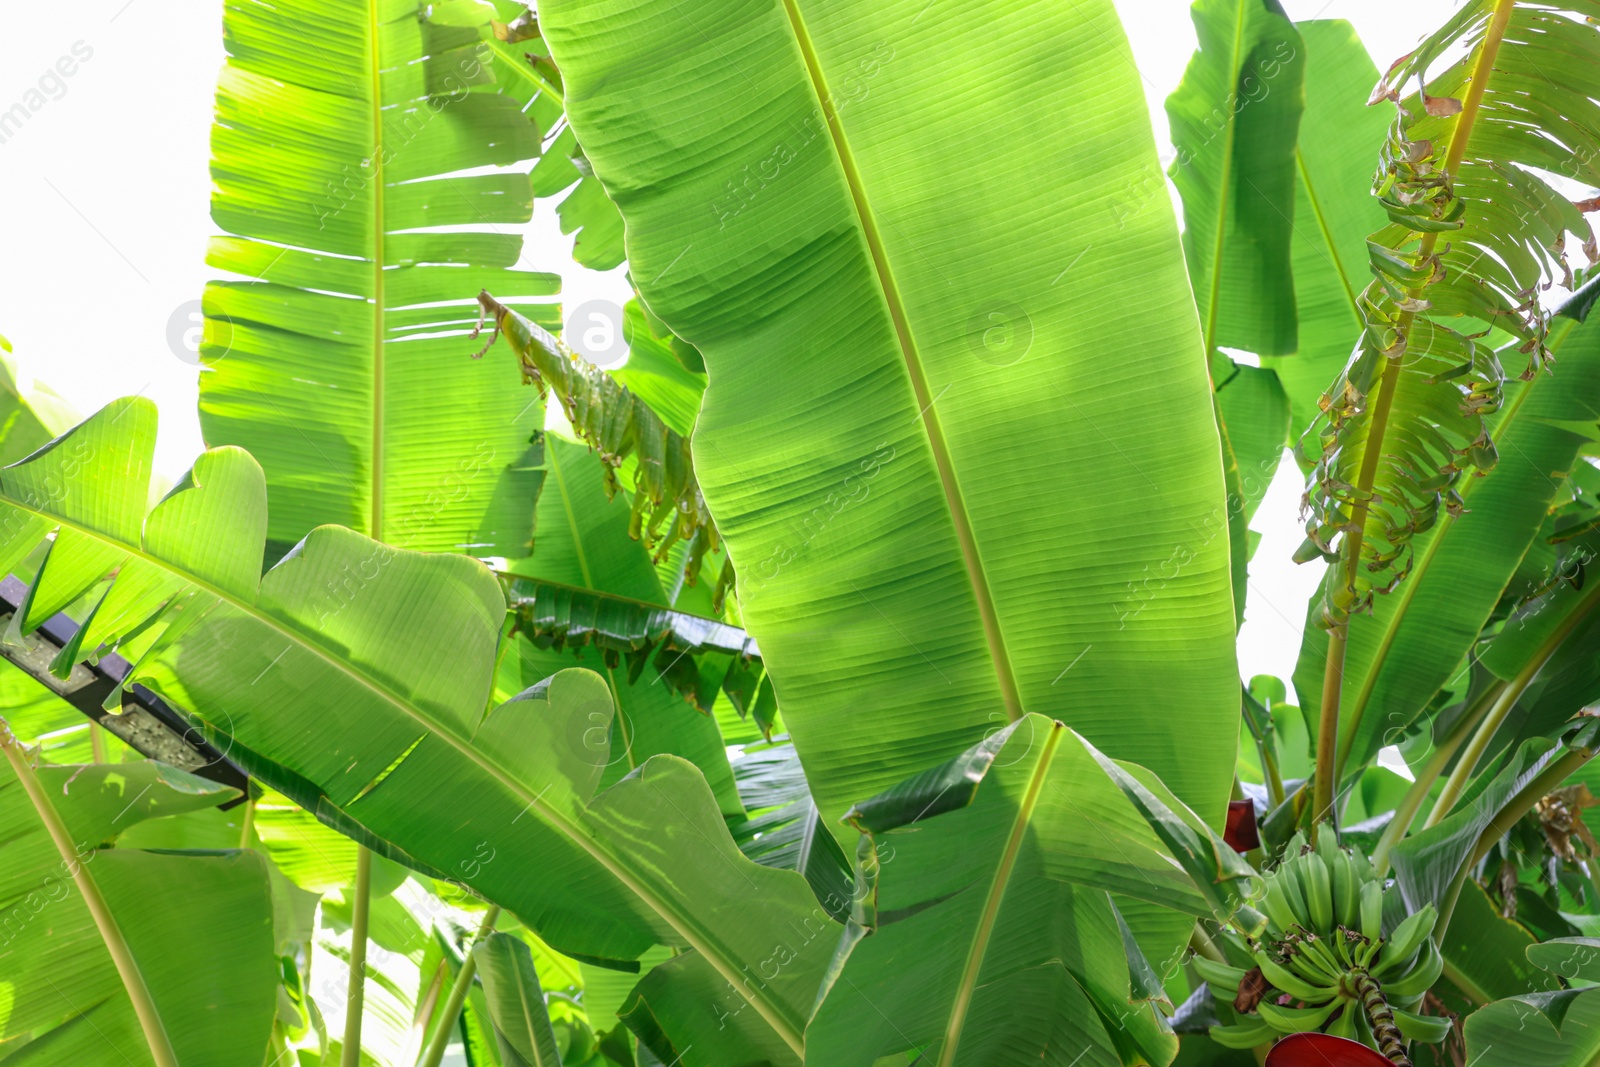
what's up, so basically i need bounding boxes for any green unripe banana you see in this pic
[1192,955,1248,991]
[1259,998,1342,1034]
[1384,940,1443,998]
[1277,854,1312,929]
[1360,879,1384,942]
[1254,953,1338,1001]
[1375,904,1437,976]
[1392,1007,1452,1043]
[1262,876,1299,934]
[1327,1000,1357,1040]
[1305,852,1334,932]
[1335,851,1359,929]
[1210,1017,1275,1049]
[1295,934,1346,984]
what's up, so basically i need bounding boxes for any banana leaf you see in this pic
[502,434,741,815]
[612,301,707,439]
[473,931,567,1066]
[0,758,277,1063]
[1300,1,1600,633]
[480,1,628,272]
[540,0,1241,847]
[1463,986,1600,1066]
[726,740,853,922]
[0,398,838,1061]
[1391,736,1562,914]
[1437,880,1557,1005]
[1168,0,1305,359]
[202,0,554,558]
[1295,291,1600,781]
[1166,0,1303,616]
[0,342,76,466]
[479,294,724,592]
[806,716,1195,1066]
[1261,19,1391,441]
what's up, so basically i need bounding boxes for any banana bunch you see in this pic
[1195,829,1451,1053]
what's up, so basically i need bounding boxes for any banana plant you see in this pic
[1146,2,1600,1058]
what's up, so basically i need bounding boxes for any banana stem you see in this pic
[1352,969,1411,1066]
[1315,628,1353,835]
[1426,580,1600,830]
[341,847,373,1067]
[238,796,256,850]
[419,905,502,1067]
[1263,743,1286,812]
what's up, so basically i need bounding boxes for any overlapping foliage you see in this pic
[10,0,1600,1064]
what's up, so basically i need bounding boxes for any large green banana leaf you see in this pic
[201,0,553,557]
[0,759,277,1064]
[806,716,1198,1067]
[0,399,836,1059]
[540,0,1240,836]
[1293,298,1600,778]
[1260,20,1390,441]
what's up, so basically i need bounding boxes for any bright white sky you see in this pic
[0,0,1460,692]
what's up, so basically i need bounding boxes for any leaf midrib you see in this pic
[8,494,807,1056]
[1294,146,1363,329]
[511,945,549,1065]
[775,0,1023,722]
[937,720,1064,1067]
[368,0,388,542]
